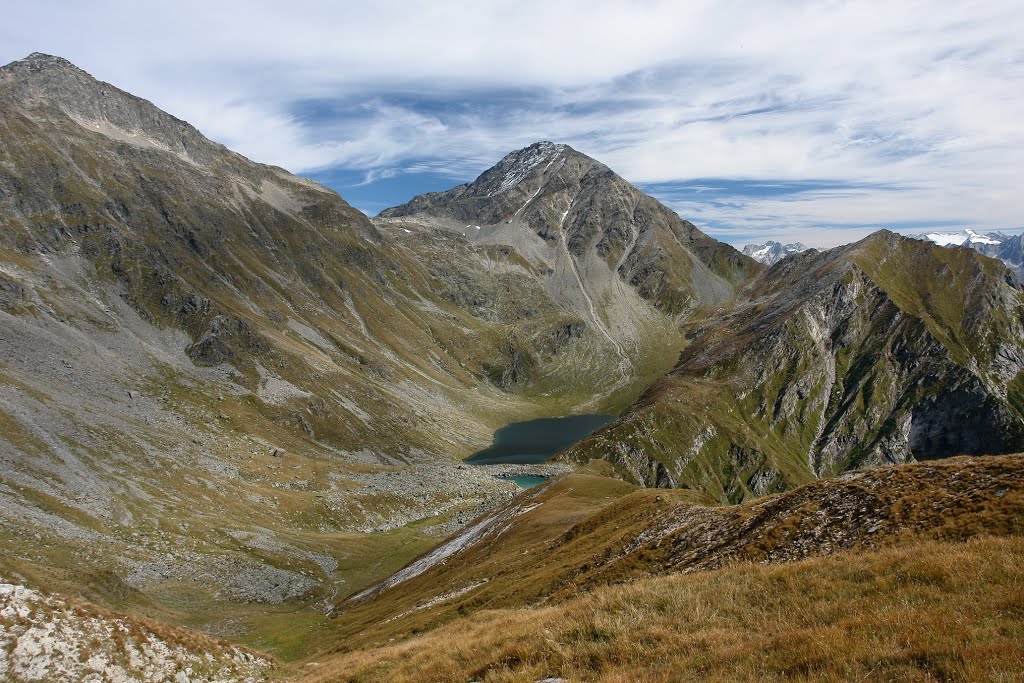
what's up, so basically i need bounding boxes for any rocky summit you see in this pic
[742,240,809,265]
[382,141,758,316]
[1,53,1023,683]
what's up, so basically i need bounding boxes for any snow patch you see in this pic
[495,142,565,195]
[965,228,1001,245]
[925,232,970,246]
[914,229,1003,247]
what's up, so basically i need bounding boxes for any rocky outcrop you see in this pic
[564,232,1024,499]
[0,580,272,682]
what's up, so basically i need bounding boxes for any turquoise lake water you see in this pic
[499,475,549,489]
[466,414,615,487]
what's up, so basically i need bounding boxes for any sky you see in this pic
[3,0,1023,248]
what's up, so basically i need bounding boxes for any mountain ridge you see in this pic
[741,239,809,265]
[2,52,1024,679]
[561,230,1024,497]
[908,228,1024,276]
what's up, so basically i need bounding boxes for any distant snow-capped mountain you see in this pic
[742,240,809,265]
[908,229,1024,277]
[910,228,1003,247]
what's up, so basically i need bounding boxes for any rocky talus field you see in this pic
[1,53,1022,682]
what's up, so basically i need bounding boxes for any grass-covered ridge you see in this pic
[312,455,1024,665]
[299,535,1024,682]
[562,232,1024,499]
[853,230,1024,371]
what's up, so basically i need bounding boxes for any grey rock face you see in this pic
[564,231,1024,500]
[382,141,761,314]
[1,53,224,168]
[741,240,809,265]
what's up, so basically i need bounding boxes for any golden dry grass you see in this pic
[298,535,1024,683]
[321,456,1024,657]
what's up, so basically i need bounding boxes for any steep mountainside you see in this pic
[741,240,809,265]
[562,231,1024,499]
[0,53,688,650]
[378,142,760,392]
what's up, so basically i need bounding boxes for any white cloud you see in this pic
[2,0,1023,244]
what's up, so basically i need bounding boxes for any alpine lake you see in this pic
[465,414,615,488]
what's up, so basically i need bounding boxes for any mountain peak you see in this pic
[742,240,809,265]
[378,140,586,220]
[479,141,571,196]
[379,139,759,315]
[1,52,88,77]
[0,51,231,168]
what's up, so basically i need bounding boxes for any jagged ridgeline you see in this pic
[564,232,1024,500]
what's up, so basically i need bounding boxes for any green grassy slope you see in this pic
[302,535,1024,683]
[562,232,1024,500]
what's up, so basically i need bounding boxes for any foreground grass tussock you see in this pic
[300,535,1024,682]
